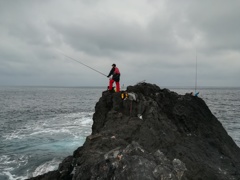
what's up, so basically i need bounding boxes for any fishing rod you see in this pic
[57,50,108,77]
[195,49,198,94]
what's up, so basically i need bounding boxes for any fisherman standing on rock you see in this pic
[107,64,120,92]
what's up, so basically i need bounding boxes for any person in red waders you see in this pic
[107,64,120,92]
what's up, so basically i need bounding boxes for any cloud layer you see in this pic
[0,0,239,87]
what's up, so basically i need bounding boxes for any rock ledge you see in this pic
[29,83,240,180]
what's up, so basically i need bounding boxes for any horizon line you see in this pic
[0,85,239,89]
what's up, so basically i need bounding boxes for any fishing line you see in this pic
[57,50,107,77]
[195,48,198,93]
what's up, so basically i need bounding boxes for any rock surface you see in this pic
[28,83,240,180]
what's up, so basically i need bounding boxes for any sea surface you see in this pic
[0,86,239,180]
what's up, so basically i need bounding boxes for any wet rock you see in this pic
[28,82,240,180]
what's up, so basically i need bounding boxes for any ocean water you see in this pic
[0,86,239,180]
[0,87,105,180]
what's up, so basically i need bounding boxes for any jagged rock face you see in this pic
[29,83,240,180]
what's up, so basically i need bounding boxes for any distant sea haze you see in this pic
[0,86,239,179]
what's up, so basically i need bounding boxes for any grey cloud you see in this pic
[50,20,177,57]
[0,0,239,87]
[183,1,240,53]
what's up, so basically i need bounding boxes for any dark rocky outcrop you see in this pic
[28,83,240,180]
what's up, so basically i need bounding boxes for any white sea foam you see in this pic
[1,112,94,179]
[0,154,30,180]
[64,112,93,125]
[32,158,60,177]
[29,128,72,136]
[1,171,28,180]
[0,154,29,167]
[2,112,93,141]
[3,129,25,140]
[0,156,59,179]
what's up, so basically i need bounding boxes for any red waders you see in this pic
[109,79,120,92]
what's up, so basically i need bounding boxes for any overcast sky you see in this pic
[0,0,239,88]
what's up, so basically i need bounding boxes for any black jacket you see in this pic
[107,67,120,82]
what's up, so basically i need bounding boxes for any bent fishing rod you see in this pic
[57,50,108,77]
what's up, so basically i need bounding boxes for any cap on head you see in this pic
[112,64,116,67]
